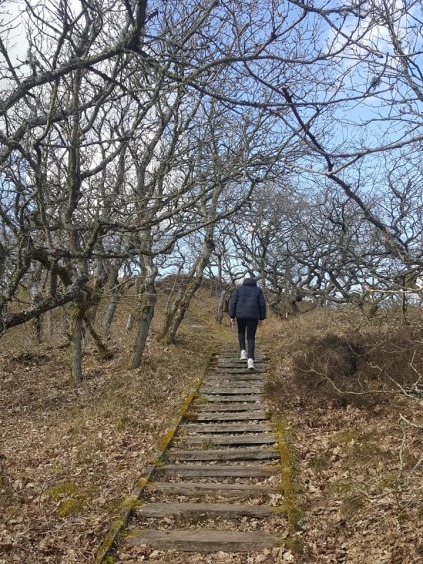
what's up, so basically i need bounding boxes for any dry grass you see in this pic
[3,293,423,563]
[264,306,423,562]
[0,283,228,563]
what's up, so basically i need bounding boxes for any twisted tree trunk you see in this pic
[131,260,158,369]
[160,234,215,344]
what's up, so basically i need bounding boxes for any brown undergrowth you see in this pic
[0,284,228,563]
[3,290,423,563]
[265,307,423,563]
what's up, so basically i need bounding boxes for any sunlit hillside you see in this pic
[1,284,423,562]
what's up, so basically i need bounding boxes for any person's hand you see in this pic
[230,318,236,328]
[258,319,265,327]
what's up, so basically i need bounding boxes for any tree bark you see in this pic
[131,261,158,369]
[70,303,84,385]
[160,234,215,344]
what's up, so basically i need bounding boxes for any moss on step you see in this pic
[273,420,304,530]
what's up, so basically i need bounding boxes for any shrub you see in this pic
[291,327,423,408]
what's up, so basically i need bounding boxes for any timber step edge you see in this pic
[185,411,269,421]
[154,464,280,477]
[181,423,272,433]
[175,435,276,445]
[166,447,279,461]
[135,501,274,518]
[124,529,277,552]
[193,404,266,412]
[146,481,272,497]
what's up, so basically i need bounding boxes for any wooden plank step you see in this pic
[198,389,262,396]
[124,529,277,552]
[218,353,268,359]
[183,423,272,434]
[213,369,266,375]
[217,361,266,366]
[205,374,264,381]
[136,501,273,519]
[207,370,265,375]
[194,404,265,412]
[202,381,263,388]
[198,390,263,397]
[155,464,279,477]
[196,394,262,402]
[202,380,264,388]
[214,364,266,369]
[166,448,279,462]
[146,481,272,497]
[212,364,265,368]
[177,435,276,445]
[186,411,268,421]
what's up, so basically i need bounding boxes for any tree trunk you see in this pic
[160,235,214,344]
[29,266,44,343]
[164,275,202,345]
[131,262,158,369]
[126,276,141,332]
[102,268,125,337]
[131,298,156,368]
[70,304,84,385]
[46,310,53,341]
[217,283,234,323]
[32,314,42,343]
[84,316,113,359]
[102,288,120,337]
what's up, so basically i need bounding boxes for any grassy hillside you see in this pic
[0,284,228,562]
[1,288,423,562]
[264,307,423,562]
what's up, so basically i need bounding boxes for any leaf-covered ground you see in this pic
[1,292,423,563]
[0,288,224,563]
[265,309,423,563]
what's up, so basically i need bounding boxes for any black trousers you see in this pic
[236,318,259,359]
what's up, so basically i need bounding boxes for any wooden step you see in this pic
[198,389,262,396]
[217,361,266,366]
[201,381,264,388]
[182,423,272,434]
[146,481,272,497]
[204,376,264,383]
[196,394,262,402]
[207,371,264,377]
[218,354,268,360]
[136,501,273,519]
[155,464,279,478]
[213,368,266,374]
[216,368,265,373]
[177,435,276,445]
[187,411,268,421]
[167,448,279,462]
[194,404,266,412]
[124,529,277,552]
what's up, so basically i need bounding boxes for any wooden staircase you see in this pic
[119,350,285,556]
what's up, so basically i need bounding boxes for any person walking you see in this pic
[229,276,266,370]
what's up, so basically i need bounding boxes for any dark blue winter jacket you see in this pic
[229,278,266,320]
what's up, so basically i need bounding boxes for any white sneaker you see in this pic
[240,350,247,360]
[247,358,254,370]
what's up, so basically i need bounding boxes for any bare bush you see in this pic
[291,327,423,408]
